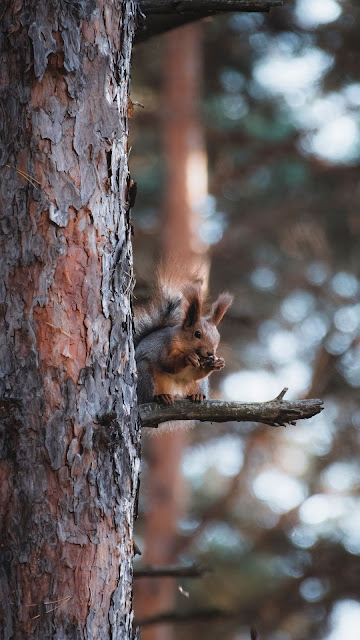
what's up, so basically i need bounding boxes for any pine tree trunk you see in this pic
[0,2,140,639]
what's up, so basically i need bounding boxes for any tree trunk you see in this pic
[161,25,208,261]
[0,1,139,639]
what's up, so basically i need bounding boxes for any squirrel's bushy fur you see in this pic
[134,269,185,348]
[134,265,233,410]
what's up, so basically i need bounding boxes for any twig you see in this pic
[45,322,72,339]
[133,541,142,556]
[43,595,72,606]
[139,388,324,428]
[28,594,72,619]
[134,563,210,578]
[274,387,288,401]
[5,164,41,189]
[45,596,71,614]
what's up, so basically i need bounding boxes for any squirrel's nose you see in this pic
[207,351,214,356]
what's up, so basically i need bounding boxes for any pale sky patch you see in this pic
[295,0,342,29]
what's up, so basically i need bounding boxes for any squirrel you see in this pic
[134,267,233,406]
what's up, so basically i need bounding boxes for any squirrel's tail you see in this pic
[133,262,204,347]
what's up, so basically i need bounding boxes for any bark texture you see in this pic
[0,1,140,639]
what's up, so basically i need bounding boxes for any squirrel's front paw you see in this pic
[212,356,225,370]
[188,393,206,403]
[202,356,225,370]
[154,394,174,405]
[186,353,201,368]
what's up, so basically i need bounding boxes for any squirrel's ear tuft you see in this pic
[182,286,202,328]
[209,292,233,326]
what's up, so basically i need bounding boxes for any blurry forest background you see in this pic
[130,1,360,639]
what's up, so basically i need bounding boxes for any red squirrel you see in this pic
[134,268,233,405]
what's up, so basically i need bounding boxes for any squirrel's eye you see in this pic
[194,330,202,339]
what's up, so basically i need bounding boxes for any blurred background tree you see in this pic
[131,1,360,638]
[134,22,208,640]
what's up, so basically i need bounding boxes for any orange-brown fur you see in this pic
[135,271,233,406]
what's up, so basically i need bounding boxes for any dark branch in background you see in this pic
[136,608,260,639]
[135,0,283,43]
[133,563,209,578]
[139,0,283,12]
[135,607,231,627]
[139,388,324,428]
[136,540,360,631]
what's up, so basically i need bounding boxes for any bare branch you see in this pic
[139,390,324,428]
[133,563,210,578]
[135,607,230,627]
[135,0,283,43]
[139,0,283,14]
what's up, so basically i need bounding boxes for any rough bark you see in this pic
[0,1,139,639]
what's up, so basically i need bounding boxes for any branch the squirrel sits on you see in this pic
[134,265,233,410]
